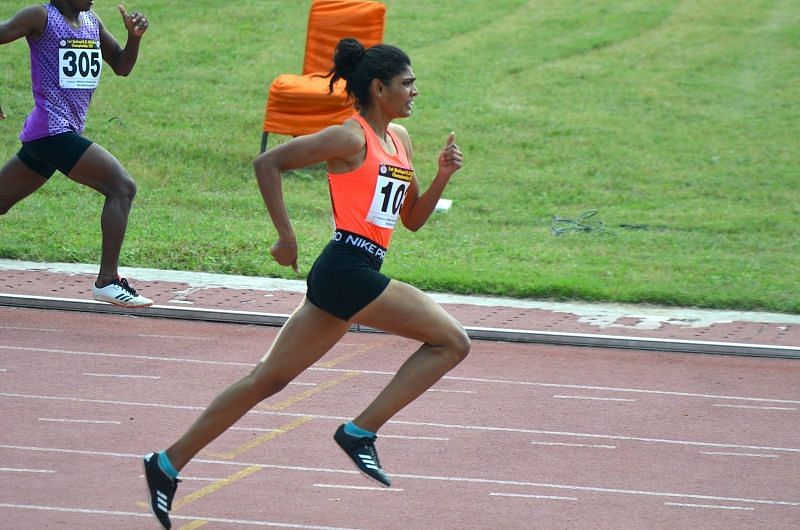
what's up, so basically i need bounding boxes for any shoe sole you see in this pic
[94,297,154,308]
[352,465,391,487]
[334,443,391,487]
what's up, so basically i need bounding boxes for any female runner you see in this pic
[144,37,470,529]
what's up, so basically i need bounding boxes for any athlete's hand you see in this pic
[270,241,300,274]
[118,5,149,38]
[437,132,462,179]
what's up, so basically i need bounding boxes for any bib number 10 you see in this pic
[59,48,101,89]
[367,174,409,229]
[379,180,408,216]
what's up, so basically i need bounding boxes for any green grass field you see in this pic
[1,0,798,313]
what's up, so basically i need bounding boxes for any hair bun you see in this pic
[332,38,366,82]
[326,39,410,108]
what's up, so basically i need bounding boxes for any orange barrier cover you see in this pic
[263,0,386,138]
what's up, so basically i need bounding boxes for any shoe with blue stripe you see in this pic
[333,424,391,487]
[143,452,180,529]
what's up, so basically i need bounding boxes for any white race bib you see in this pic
[366,164,413,228]
[59,39,102,89]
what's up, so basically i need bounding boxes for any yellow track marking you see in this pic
[203,415,312,460]
[260,371,359,411]
[172,465,263,511]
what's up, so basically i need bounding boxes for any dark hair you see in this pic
[328,38,411,108]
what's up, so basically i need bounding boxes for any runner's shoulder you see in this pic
[388,122,409,137]
[388,122,412,157]
[323,119,367,155]
[13,5,49,40]
[19,5,48,26]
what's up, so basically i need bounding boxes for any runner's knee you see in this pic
[247,368,292,401]
[101,171,137,201]
[114,175,137,201]
[441,324,471,365]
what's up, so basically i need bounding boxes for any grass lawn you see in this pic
[1,0,798,313]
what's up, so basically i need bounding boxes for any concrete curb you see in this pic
[3,293,798,359]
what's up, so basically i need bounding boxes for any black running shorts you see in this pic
[306,239,391,321]
[17,131,93,179]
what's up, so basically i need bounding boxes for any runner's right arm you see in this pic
[0,5,46,44]
[1,6,46,121]
[253,123,365,272]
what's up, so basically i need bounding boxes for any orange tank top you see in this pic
[328,114,414,249]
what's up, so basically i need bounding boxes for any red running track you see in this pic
[1,306,799,529]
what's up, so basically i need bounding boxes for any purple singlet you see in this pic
[20,4,102,142]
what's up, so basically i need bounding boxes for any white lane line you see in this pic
[183,476,234,482]
[137,334,211,340]
[313,483,403,492]
[427,389,477,394]
[0,467,55,474]
[0,345,255,367]
[137,474,234,482]
[713,404,797,411]
[230,427,281,433]
[700,451,779,459]
[83,373,161,380]
[381,435,449,441]
[438,373,800,405]
[3,391,800,454]
[386,418,800,454]
[0,326,63,332]
[553,395,636,402]
[0,503,365,529]
[665,502,754,511]
[5,344,800,406]
[490,492,577,501]
[39,418,121,424]
[3,445,800,508]
[531,441,616,449]
[0,368,6,372]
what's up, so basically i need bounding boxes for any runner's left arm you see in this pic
[99,5,149,76]
[400,130,463,231]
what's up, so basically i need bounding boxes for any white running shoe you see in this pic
[93,277,153,308]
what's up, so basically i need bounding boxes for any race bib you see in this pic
[59,39,102,89]
[366,164,413,228]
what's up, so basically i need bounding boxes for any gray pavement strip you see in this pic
[1,294,797,359]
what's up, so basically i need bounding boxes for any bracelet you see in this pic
[275,241,297,248]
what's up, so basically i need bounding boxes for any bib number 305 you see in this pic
[59,42,101,89]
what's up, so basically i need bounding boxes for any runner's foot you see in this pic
[143,452,180,529]
[333,423,391,487]
[93,277,153,307]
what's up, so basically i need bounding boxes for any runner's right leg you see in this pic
[164,299,352,469]
[144,300,350,528]
[0,156,48,215]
